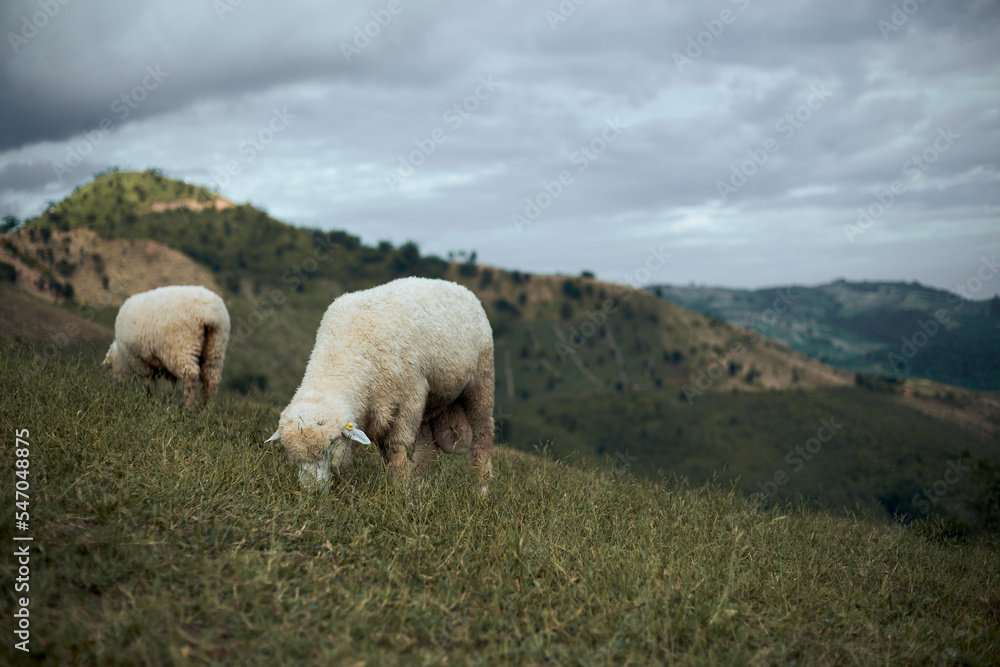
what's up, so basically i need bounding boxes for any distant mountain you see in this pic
[646,281,1000,391]
[4,170,998,528]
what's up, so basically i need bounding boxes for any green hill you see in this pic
[648,281,1000,391]
[1,343,998,664]
[22,171,845,398]
[37,167,221,228]
[9,169,1000,530]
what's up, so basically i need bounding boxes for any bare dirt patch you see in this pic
[3,227,221,307]
[139,198,234,215]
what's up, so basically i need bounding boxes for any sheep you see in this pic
[103,285,231,408]
[266,277,495,492]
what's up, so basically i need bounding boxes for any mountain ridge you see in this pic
[647,279,1000,391]
[4,169,997,528]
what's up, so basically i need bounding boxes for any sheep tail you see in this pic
[198,322,227,405]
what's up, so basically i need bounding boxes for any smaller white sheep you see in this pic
[104,285,231,408]
[266,277,495,492]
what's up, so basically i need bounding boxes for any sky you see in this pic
[1,0,998,298]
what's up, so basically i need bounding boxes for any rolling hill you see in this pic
[3,342,998,663]
[647,281,1000,391]
[3,169,998,530]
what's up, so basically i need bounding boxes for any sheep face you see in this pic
[269,405,372,490]
[102,342,128,381]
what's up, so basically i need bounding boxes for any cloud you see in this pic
[1,0,998,296]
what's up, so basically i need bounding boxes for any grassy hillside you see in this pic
[0,283,112,349]
[648,281,1000,391]
[18,170,849,401]
[2,342,999,664]
[21,170,452,394]
[497,385,1000,528]
[9,170,998,530]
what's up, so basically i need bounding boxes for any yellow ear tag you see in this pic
[345,422,354,430]
[103,358,110,365]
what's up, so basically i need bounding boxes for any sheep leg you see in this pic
[464,361,495,494]
[148,369,176,400]
[180,371,199,410]
[374,437,409,479]
[385,389,427,482]
[382,443,409,480]
[200,376,215,407]
[199,323,225,406]
[412,422,438,475]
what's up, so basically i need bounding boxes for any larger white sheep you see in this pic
[104,285,231,408]
[267,277,495,491]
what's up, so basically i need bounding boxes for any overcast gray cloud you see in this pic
[2,0,998,296]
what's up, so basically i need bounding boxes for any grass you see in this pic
[2,342,999,664]
[499,386,998,528]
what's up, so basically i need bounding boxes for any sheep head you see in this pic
[102,342,128,381]
[266,404,371,491]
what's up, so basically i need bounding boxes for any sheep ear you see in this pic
[264,428,281,443]
[348,429,371,444]
[344,422,371,445]
[103,358,111,366]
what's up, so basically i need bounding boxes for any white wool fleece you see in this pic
[104,285,231,408]
[271,277,495,490]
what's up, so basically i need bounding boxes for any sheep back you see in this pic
[106,285,231,407]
